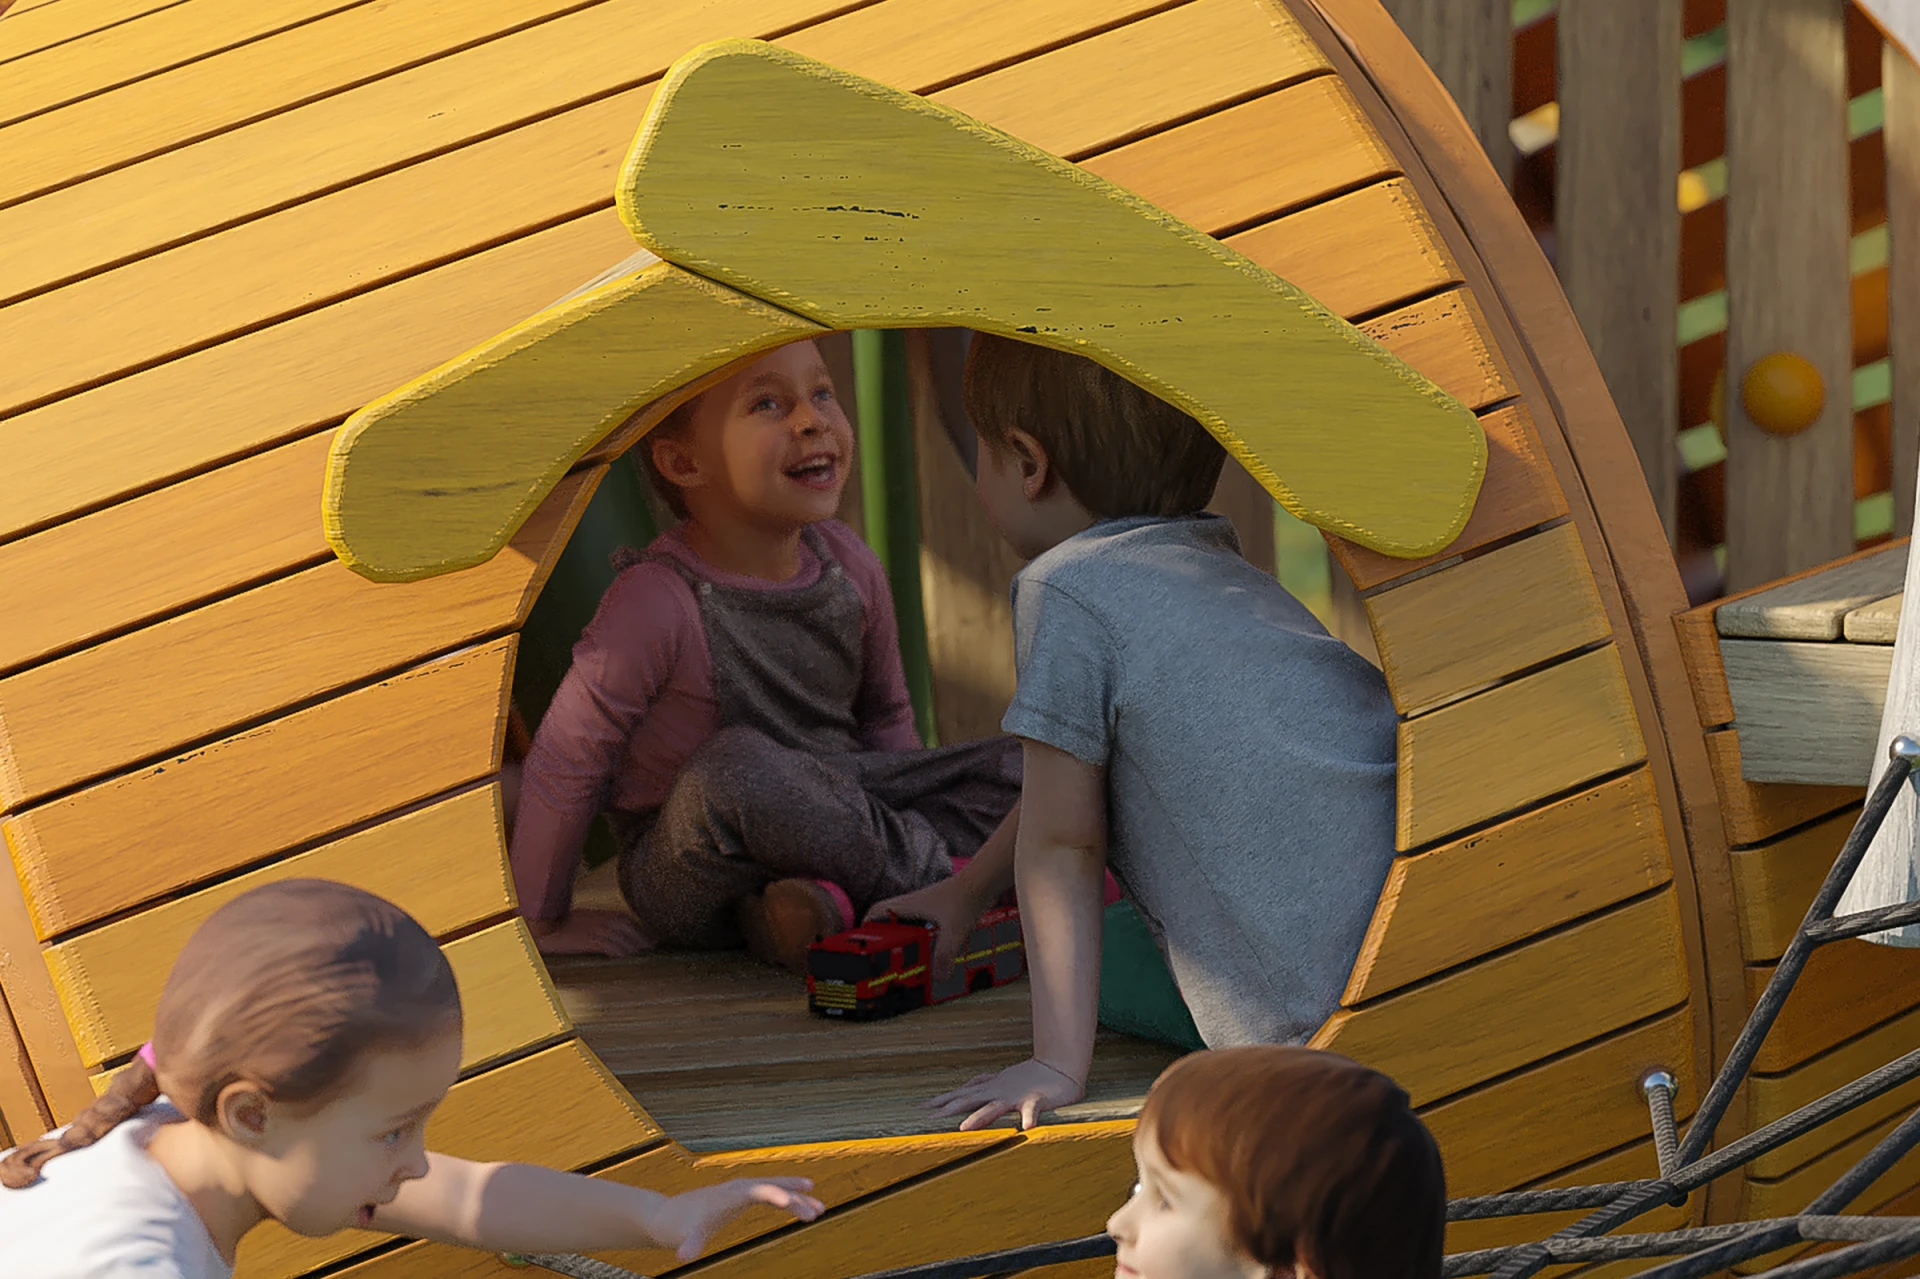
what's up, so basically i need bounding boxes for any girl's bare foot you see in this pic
[735,880,845,973]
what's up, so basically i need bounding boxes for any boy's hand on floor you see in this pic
[925,1058,1084,1131]
[865,881,975,976]
[528,909,651,957]
[652,1178,825,1261]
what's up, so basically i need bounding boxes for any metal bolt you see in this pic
[1641,1069,1677,1100]
[1893,735,1920,764]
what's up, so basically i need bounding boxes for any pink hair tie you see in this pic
[136,1041,156,1069]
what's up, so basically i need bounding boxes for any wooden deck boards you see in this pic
[551,951,1182,1151]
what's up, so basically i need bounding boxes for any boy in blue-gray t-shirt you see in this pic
[868,333,1398,1133]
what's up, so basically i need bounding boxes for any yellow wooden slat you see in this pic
[782,0,1178,91]
[676,1124,1136,1279]
[1702,727,1862,848]
[234,1038,661,1279]
[1397,645,1648,850]
[0,0,187,62]
[1748,938,1920,1073]
[0,0,650,208]
[44,785,508,1067]
[1357,286,1518,412]
[0,3,1342,439]
[0,85,658,417]
[929,0,1328,160]
[1366,522,1613,715]
[0,0,368,128]
[1313,890,1689,1108]
[0,431,334,675]
[1345,768,1673,1004]
[1425,1007,1693,1198]
[2,637,513,940]
[1728,806,1857,962]
[0,0,1165,312]
[442,919,570,1072]
[1079,74,1397,236]
[0,209,635,544]
[1747,1003,1920,1179]
[1742,1105,1920,1222]
[1224,177,1460,320]
[0,469,588,808]
[1332,401,1572,593]
[0,826,93,1119]
[1445,1140,1695,1258]
[0,983,50,1144]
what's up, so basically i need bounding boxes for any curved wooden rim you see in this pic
[1278,0,1747,1221]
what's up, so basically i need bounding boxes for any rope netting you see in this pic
[503,736,1920,1279]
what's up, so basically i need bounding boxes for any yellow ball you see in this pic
[1740,352,1825,436]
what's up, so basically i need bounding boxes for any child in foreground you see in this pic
[0,879,822,1277]
[869,334,1400,1129]
[511,337,1019,968]
[1110,1047,1444,1279]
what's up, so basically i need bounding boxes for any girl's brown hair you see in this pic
[1138,1046,1445,1279]
[962,332,1226,519]
[1,879,461,1189]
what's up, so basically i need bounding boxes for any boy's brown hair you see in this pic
[962,332,1225,518]
[1139,1046,1444,1279]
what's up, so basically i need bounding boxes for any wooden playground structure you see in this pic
[0,1,1915,1277]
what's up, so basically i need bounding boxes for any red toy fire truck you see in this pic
[805,904,1025,1020]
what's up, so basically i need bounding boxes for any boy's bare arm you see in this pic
[1017,742,1108,1092]
[929,740,1107,1131]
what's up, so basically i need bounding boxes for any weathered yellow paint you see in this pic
[46,785,510,1068]
[324,260,824,581]
[620,39,1484,557]
[325,37,1487,582]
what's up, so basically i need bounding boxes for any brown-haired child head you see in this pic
[961,332,1226,560]
[1110,1046,1445,1279]
[2,879,464,1242]
[644,337,852,537]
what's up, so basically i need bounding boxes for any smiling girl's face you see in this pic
[653,339,853,534]
[1107,1126,1274,1279]
[234,1031,461,1238]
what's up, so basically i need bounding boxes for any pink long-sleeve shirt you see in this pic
[510,520,921,920]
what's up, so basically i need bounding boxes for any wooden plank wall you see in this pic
[1554,0,1681,539]
[1893,40,1919,536]
[1721,0,1857,591]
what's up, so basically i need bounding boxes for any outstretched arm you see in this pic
[377,1155,821,1261]
[929,740,1107,1130]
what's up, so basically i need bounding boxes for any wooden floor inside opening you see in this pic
[549,865,1183,1152]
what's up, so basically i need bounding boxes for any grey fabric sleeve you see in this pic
[1001,579,1118,767]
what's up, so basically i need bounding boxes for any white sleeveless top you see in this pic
[0,1099,229,1277]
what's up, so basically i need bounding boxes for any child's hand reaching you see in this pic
[926,1058,1085,1131]
[651,1178,826,1260]
[528,909,651,958]
[865,879,979,976]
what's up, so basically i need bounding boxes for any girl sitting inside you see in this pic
[510,336,1020,968]
[1110,1046,1445,1279]
[0,879,822,1276]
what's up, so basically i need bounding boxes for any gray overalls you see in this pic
[613,527,1021,949]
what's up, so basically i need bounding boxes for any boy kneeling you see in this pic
[873,335,1399,1127]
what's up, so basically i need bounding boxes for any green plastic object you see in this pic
[1098,900,1206,1053]
[852,328,939,747]
[514,454,661,868]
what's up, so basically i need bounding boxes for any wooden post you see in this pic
[1377,0,1513,186]
[1206,463,1279,576]
[1891,42,1920,537]
[1723,0,1856,590]
[853,328,939,746]
[1555,0,1682,541]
